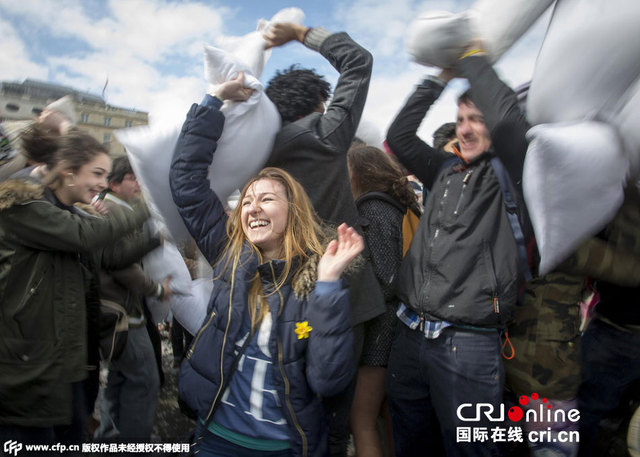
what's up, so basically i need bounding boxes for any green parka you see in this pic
[0,179,153,427]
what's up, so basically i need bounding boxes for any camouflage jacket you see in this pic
[506,186,640,399]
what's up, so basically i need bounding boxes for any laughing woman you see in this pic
[0,132,153,446]
[170,73,359,457]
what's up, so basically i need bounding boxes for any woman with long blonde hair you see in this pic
[170,73,361,457]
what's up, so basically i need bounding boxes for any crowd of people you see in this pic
[0,18,638,457]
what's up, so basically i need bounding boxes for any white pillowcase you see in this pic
[406,0,553,68]
[116,7,304,245]
[524,122,627,275]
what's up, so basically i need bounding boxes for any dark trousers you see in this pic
[387,323,504,457]
[170,319,193,363]
[142,301,164,387]
[0,382,87,456]
[578,317,640,457]
[323,322,364,457]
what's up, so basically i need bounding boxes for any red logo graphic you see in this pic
[508,393,555,422]
[508,406,523,422]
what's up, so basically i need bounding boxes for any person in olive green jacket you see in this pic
[0,132,154,447]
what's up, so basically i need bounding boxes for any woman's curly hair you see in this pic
[265,65,331,123]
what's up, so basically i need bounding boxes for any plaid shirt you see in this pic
[396,302,452,339]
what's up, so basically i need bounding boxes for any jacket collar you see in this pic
[0,178,43,210]
[221,245,319,300]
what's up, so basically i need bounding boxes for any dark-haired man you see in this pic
[432,121,458,153]
[263,23,385,456]
[94,156,170,443]
[385,48,531,456]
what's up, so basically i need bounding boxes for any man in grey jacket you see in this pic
[263,23,385,457]
[385,47,531,456]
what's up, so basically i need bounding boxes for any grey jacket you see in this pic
[386,56,530,328]
[266,31,385,326]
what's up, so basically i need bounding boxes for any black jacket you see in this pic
[266,31,385,326]
[386,55,530,327]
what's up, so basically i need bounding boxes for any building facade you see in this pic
[0,79,148,156]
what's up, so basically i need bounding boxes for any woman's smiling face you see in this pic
[240,178,289,261]
[59,152,111,205]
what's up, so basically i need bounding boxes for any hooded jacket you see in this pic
[0,178,151,426]
[170,98,355,457]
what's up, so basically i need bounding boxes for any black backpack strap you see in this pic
[490,157,532,282]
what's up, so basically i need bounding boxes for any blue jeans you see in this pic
[387,322,504,457]
[578,317,640,457]
[94,326,160,442]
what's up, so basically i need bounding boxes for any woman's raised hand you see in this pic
[317,223,364,282]
[211,72,253,102]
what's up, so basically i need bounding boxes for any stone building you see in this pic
[0,79,148,155]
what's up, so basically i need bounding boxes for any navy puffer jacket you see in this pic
[170,97,355,457]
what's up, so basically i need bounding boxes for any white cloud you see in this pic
[86,0,230,62]
[361,66,463,149]
[0,18,48,81]
[335,0,469,59]
[0,0,550,142]
[0,0,235,128]
[0,0,230,62]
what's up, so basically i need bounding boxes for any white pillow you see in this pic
[524,0,640,272]
[203,45,281,204]
[406,11,472,68]
[116,7,304,245]
[116,124,187,242]
[406,0,553,68]
[171,279,214,336]
[469,0,554,60]
[527,0,640,126]
[523,122,628,275]
[143,242,193,323]
[611,76,640,178]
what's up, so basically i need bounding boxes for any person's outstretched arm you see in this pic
[265,23,373,153]
[170,74,252,263]
[386,72,452,190]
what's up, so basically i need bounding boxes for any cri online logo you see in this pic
[457,393,581,423]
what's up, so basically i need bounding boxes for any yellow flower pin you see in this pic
[295,321,313,340]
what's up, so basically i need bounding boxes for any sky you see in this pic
[0,0,552,145]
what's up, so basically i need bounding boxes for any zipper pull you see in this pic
[463,169,473,184]
[419,313,425,332]
[493,297,500,313]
